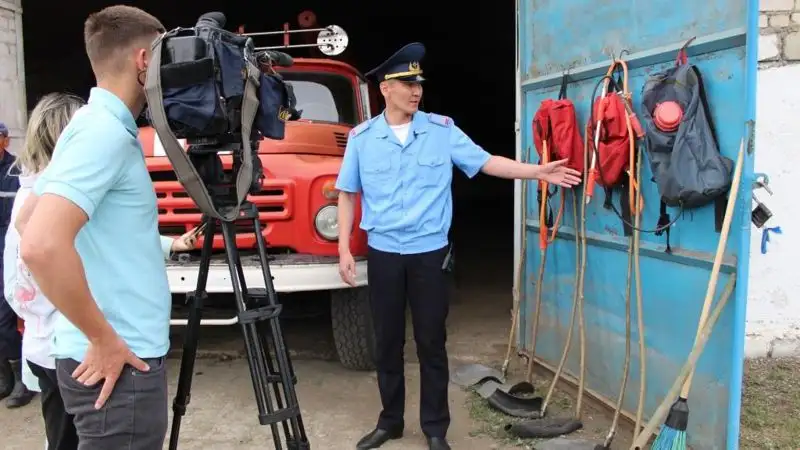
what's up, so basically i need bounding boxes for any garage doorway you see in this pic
[22,1,518,363]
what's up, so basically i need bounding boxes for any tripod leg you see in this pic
[251,218,308,446]
[230,235,295,444]
[220,221,286,450]
[169,218,216,450]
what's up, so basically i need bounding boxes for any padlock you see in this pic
[751,193,773,228]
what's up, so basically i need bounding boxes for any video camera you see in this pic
[144,12,303,221]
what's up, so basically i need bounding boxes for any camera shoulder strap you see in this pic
[235,60,261,216]
[144,30,262,222]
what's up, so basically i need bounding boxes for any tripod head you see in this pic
[186,138,265,214]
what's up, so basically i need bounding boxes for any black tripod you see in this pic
[168,201,309,450]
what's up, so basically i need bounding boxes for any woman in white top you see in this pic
[4,92,199,450]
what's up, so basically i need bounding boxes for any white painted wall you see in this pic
[745,2,800,357]
[745,65,799,357]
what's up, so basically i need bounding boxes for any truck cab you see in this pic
[137,51,379,371]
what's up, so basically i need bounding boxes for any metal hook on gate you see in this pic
[676,36,697,65]
[751,172,774,228]
[680,36,697,52]
[564,60,579,76]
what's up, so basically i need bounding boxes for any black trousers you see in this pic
[368,245,451,438]
[28,361,79,450]
[0,296,21,361]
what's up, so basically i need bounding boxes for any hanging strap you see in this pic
[676,37,696,66]
[655,199,673,254]
[144,29,262,222]
[558,73,569,100]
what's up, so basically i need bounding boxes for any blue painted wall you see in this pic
[516,1,758,448]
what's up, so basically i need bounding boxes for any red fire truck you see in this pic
[137,21,377,371]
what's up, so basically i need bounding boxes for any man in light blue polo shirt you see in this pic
[336,43,581,450]
[17,6,172,450]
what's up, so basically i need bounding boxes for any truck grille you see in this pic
[150,170,293,236]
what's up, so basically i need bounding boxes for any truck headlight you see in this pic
[314,204,339,241]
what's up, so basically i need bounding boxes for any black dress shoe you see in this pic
[356,428,403,449]
[427,437,451,450]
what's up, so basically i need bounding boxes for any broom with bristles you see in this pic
[650,140,744,450]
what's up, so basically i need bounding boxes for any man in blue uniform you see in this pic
[335,43,581,450]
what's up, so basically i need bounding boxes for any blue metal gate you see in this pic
[513,1,759,448]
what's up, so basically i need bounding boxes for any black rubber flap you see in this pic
[504,416,583,439]
[487,389,544,419]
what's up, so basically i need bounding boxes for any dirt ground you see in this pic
[2,296,511,450]
[0,241,524,450]
[0,238,797,449]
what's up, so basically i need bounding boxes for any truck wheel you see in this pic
[330,287,377,371]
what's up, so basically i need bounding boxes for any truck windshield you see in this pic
[281,72,359,126]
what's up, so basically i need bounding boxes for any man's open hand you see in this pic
[539,159,582,188]
[72,332,150,410]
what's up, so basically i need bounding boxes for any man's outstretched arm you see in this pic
[448,123,581,187]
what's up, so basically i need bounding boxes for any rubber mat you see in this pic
[486,388,544,418]
[475,379,536,400]
[450,363,505,388]
[504,416,583,439]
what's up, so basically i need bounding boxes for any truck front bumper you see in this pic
[165,253,368,294]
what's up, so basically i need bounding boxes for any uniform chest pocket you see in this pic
[416,153,449,188]
[361,153,394,192]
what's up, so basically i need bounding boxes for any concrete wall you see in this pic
[0,0,24,155]
[745,0,800,357]
[759,0,800,67]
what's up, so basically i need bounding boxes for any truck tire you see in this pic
[330,287,377,371]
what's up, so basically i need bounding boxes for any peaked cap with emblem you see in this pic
[365,42,426,83]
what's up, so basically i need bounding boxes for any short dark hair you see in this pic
[84,5,165,76]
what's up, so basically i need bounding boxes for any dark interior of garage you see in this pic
[22,1,517,312]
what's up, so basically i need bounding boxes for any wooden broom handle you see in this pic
[680,139,745,397]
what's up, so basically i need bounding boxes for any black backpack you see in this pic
[640,52,734,252]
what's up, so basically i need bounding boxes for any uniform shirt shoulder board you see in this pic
[350,119,375,138]
[428,113,453,128]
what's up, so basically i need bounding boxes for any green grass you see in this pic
[740,357,800,449]
[465,389,538,448]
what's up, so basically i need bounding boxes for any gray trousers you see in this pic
[56,356,168,450]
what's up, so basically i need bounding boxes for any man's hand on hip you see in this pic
[72,330,150,410]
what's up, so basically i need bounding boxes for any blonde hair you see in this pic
[12,92,85,176]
